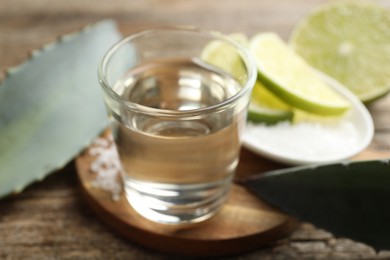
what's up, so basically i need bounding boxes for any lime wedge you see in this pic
[201,34,294,124]
[248,102,293,125]
[290,1,390,103]
[251,80,291,110]
[200,33,248,83]
[250,32,350,116]
[248,80,293,125]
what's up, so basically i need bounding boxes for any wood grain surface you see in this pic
[1,0,390,259]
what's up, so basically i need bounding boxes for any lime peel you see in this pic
[248,80,294,125]
[250,32,351,116]
[248,102,293,125]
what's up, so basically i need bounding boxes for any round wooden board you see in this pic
[75,137,297,257]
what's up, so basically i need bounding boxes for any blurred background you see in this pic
[2,0,387,77]
[2,0,389,75]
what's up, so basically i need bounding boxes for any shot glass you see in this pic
[98,27,256,225]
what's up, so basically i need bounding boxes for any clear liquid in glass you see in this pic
[107,57,247,224]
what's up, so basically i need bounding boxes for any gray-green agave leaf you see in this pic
[0,20,122,198]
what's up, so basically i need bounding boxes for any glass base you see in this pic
[123,176,232,225]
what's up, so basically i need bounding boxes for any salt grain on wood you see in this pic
[88,136,122,201]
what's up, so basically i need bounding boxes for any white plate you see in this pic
[242,72,374,165]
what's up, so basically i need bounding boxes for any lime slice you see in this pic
[248,80,293,125]
[290,1,390,103]
[202,34,294,124]
[248,102,293,125]
[200,33,248,83]
[251,80,291,110]
[250,32,350,116]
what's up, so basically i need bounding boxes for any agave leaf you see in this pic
[0,20,122,198]
[242,159,390,250]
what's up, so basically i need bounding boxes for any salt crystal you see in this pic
[93,137,110,148]
[88,136,122,201]
[245,120,360,162]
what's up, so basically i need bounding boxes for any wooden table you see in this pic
[1,0,390,259]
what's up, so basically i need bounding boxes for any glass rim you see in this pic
[97,25,257,117]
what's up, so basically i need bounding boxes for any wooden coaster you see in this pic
[75,135,297,257]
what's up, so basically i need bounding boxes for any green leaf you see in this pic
[242,159,390,250]
[0,20,122,197]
